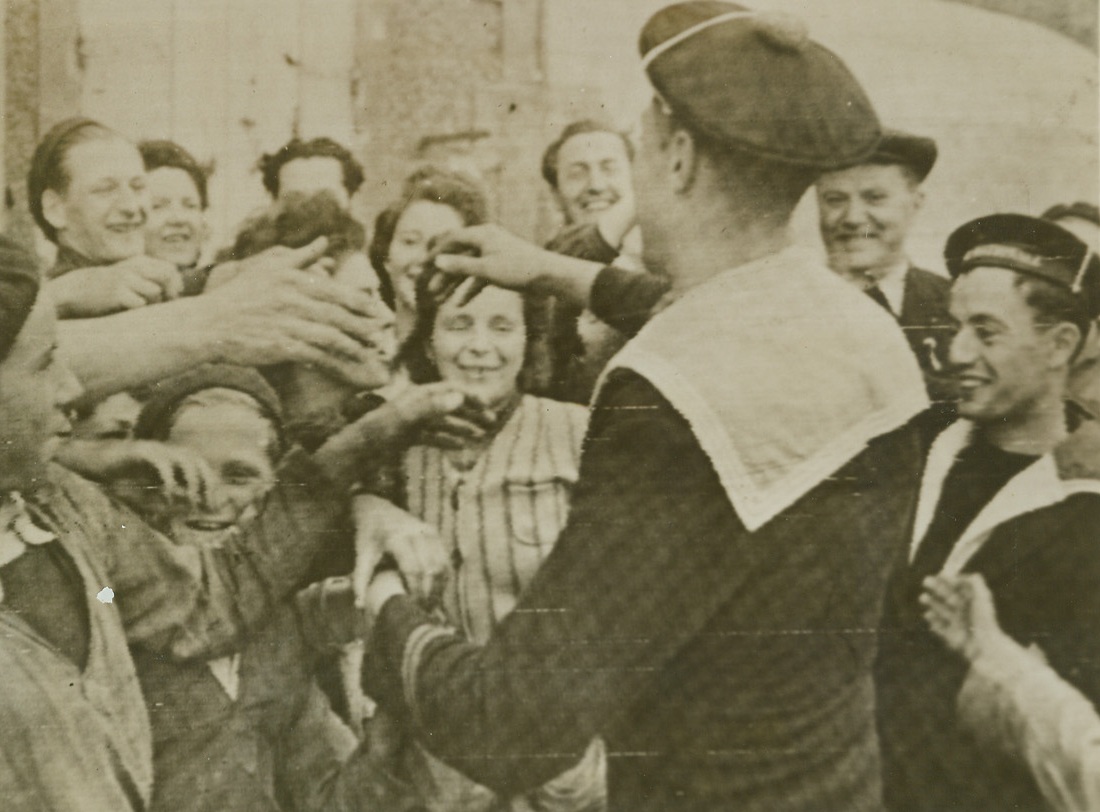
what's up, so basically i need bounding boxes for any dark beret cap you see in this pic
[639,1,881,169]
[0,236,41,362]
[867,129,938,181]
[134,363,284,446]
[1042,201,1099,227]
[945,213,1100,318]
[27,117,108,243]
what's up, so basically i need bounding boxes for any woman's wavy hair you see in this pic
[368,166,489,310]
[399,267,553,397]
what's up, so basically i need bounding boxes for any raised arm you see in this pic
[360,373,747,796]
[49,448,350,660]
[432,224,668,337]
[59,238,393,400]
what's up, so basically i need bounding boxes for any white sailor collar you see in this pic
[911,418,1100,574]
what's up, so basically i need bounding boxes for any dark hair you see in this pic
[139,139,211,209]
[399,269,553,396]
[1042,202,1100,228]
[540,119,634,190]
[230,191,366,262]
[258,137,365,198]
[27,118,119,243]
[1013,274,1091,359]
[368,166,489,310]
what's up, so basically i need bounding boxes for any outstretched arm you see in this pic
[360,374,746,796]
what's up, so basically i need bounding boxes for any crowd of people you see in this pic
[1,2,1098,811]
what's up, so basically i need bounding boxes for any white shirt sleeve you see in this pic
[957,636,1100,812]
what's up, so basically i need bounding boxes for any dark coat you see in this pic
[898,266,955,407]
[877,419,1100,812]
[366,369,925,812]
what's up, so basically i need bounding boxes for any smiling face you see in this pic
[948,267,1070,426]
[816,163,923,282]
[164,391,277,545]
[43,135,148,262]
[385,200,466,322]
[553,131,634,227]
[0,294,83,492]
[429,285,526,409]
[145,166,207,267]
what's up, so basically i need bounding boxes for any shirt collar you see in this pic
[0,492,57,600]
[874,258,910,314]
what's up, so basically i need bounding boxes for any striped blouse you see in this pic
[404,394,588,644]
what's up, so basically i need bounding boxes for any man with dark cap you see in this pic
[1045,202,1100,417]
[875,213,1100,812]
[816,129,955,402]
[1044,201,1100,251]
[355,4,929,810]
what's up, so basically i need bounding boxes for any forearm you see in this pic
[120,449,351,659]
[59,297,222,400]
[959,637,1100,812]
[362,380,744,795]
[528,252,603,311]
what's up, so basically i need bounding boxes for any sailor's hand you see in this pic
[921,574,1007,663]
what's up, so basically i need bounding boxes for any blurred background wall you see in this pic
[3,0,1097,268]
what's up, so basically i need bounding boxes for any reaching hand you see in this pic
[352,494,449,608]
[48,255,183,318]
[424,224,556,306]
[57,438,215,514]
[920,573,1008,663]
[200,237,395,389]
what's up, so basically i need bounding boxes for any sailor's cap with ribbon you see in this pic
[639,1,882,169]
[945,213,1100,318]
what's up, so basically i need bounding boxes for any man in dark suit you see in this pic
[817,130,955,403]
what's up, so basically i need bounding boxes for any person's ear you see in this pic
[41,188,68,233]
[667,129,699,195]
[911,185,926,213]
[1047,322,1082,369]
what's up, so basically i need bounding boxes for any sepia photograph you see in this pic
[0,0,1097,810]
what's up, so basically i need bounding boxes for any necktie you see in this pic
[865,284,893,315]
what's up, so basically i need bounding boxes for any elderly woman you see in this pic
[358,269,604,812]
[369,166,489,344]
[119,364,418,812]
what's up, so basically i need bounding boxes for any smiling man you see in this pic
[875,213,1100,812]
[540,120,640,402]
[816,130,955,403]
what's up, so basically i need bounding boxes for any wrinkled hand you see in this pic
[57,438,214,513]
[48,255,182,318]
[352,494,448,608]
[920,574,1008,663]
[386,383,496,450]
[201,237,394,389]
